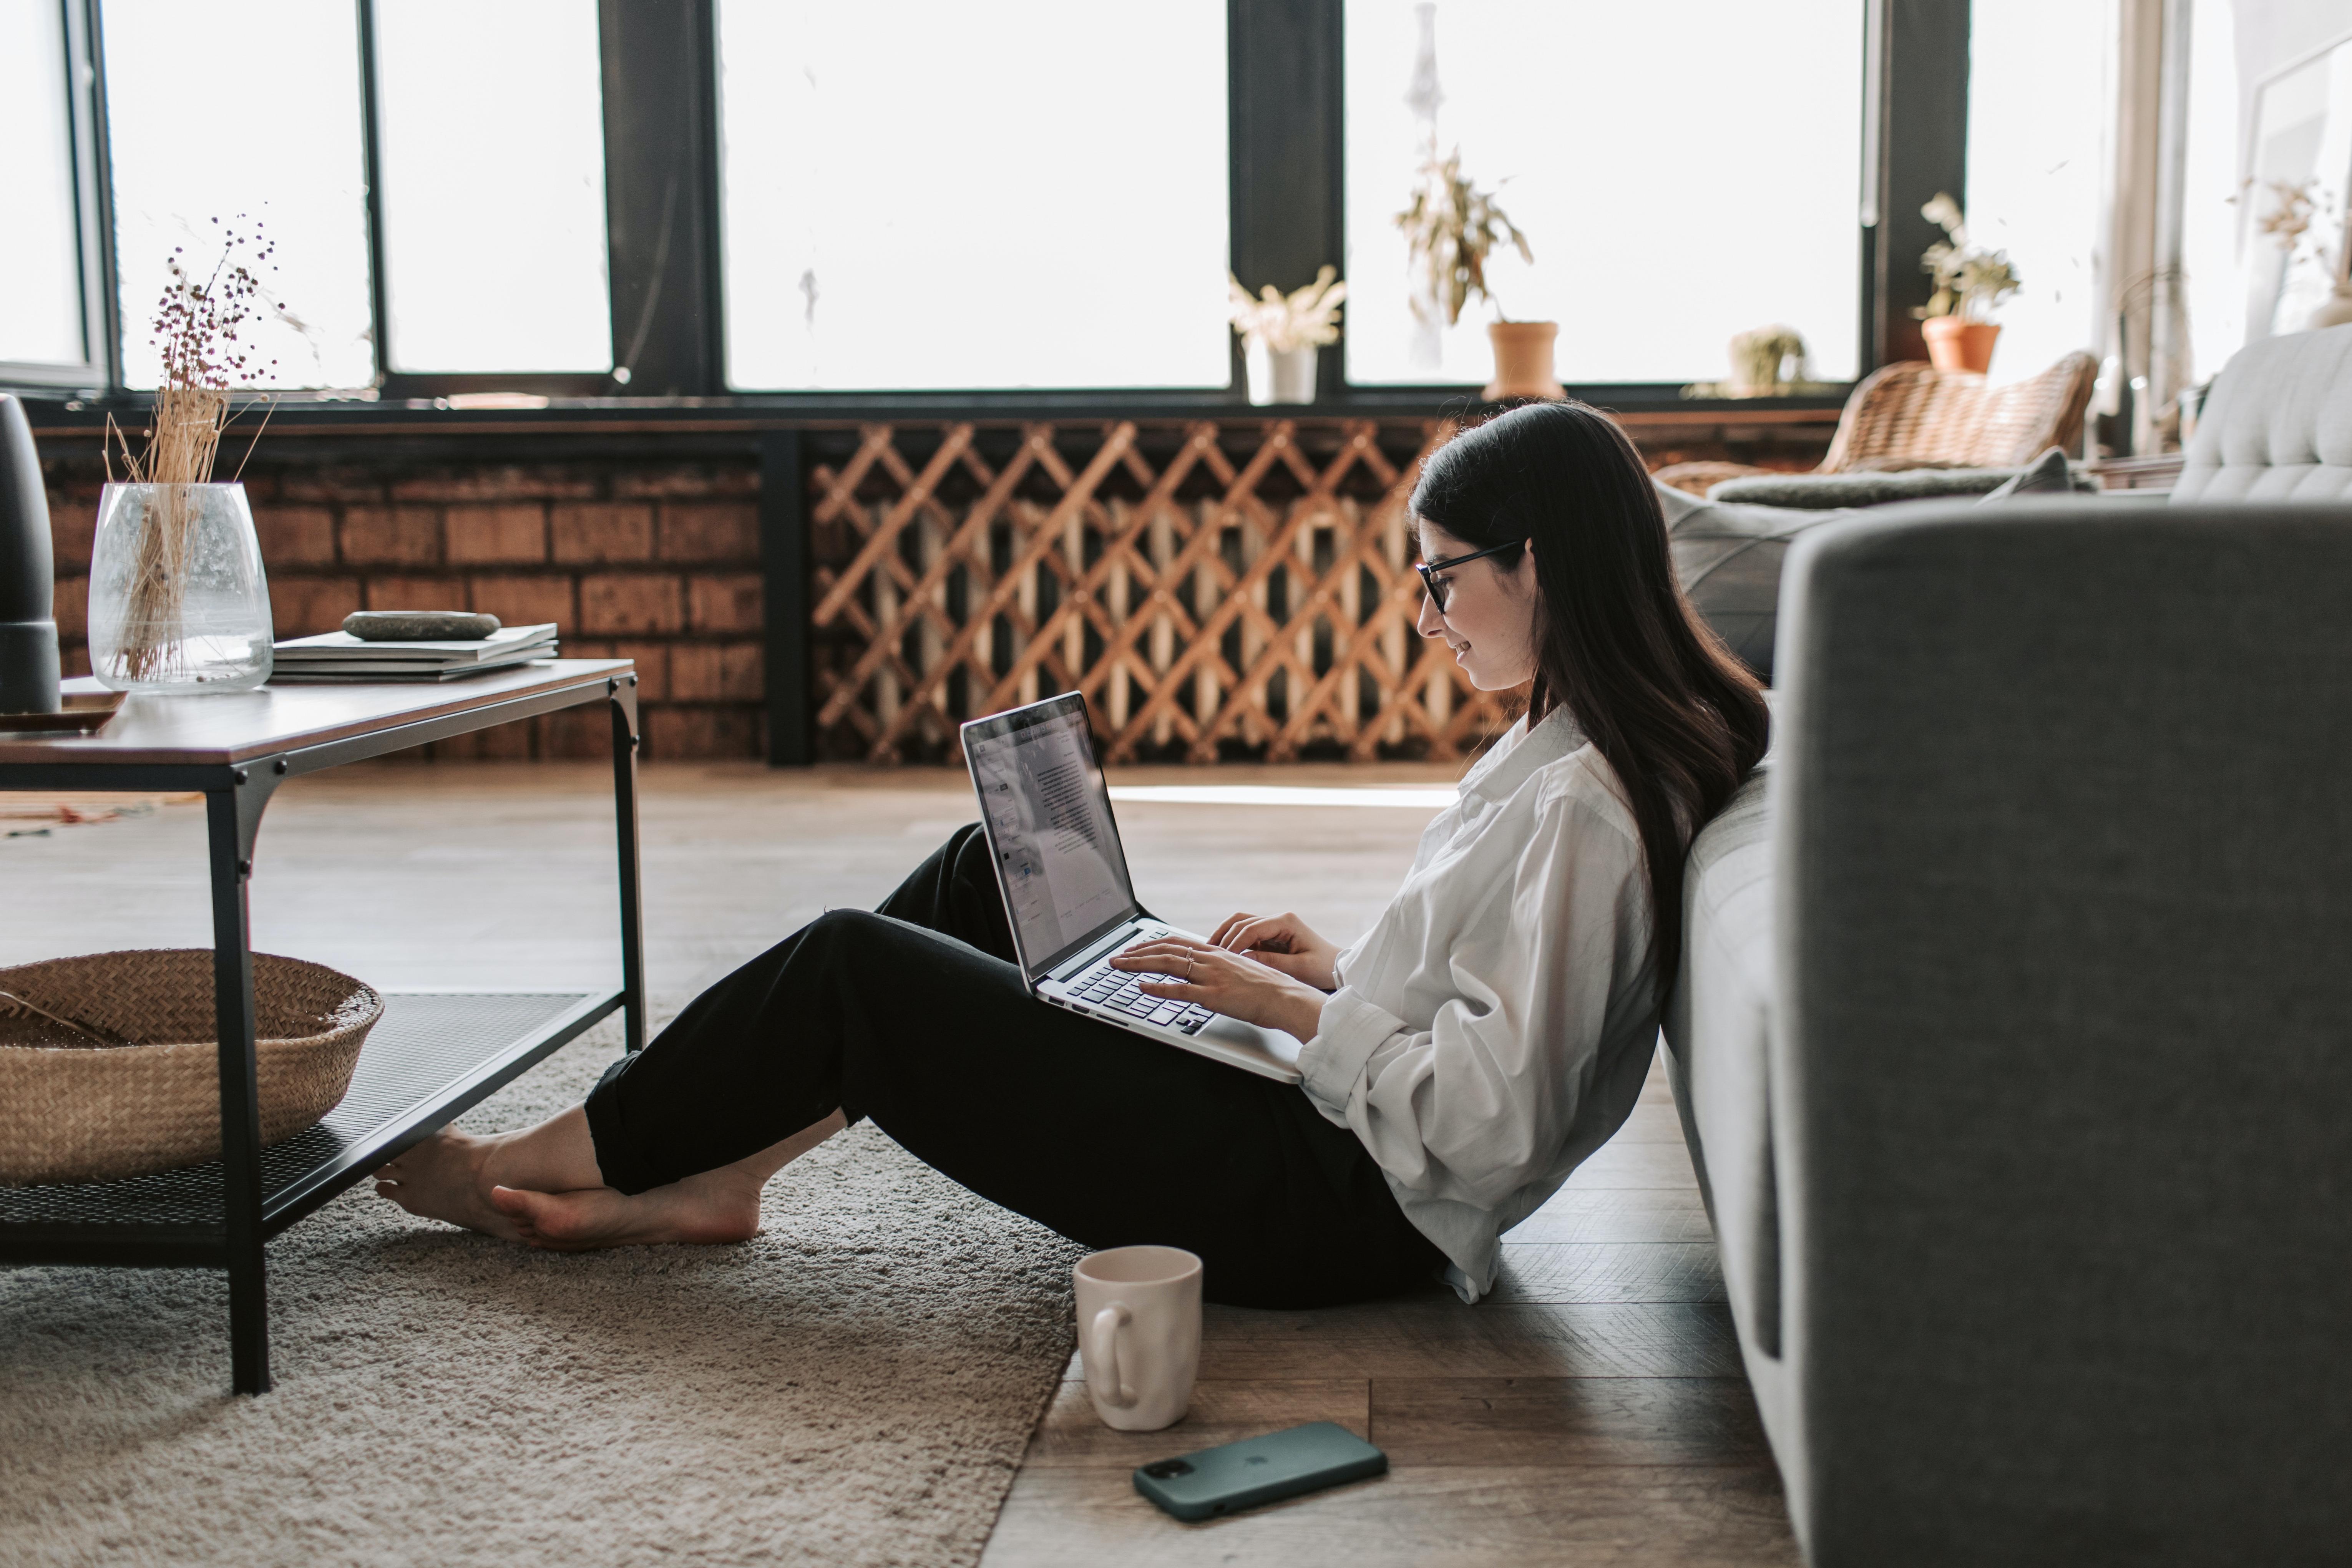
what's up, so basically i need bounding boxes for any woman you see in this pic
[375,401,1768,1309]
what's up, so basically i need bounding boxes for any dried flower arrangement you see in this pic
[1227,266,1348,352]
[1914,193,2021,322]
[1395,148,1531,327]
[103,218,281,679]
[2250,176,2321,252]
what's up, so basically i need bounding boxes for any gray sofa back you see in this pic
[1751,498,2352,1564]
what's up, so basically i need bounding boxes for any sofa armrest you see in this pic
[1770,496,2352,1563]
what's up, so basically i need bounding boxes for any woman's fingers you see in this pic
[1207,913,1255,947]
[1220,915,1298,954]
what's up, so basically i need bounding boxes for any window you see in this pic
[2179,0,2239,384]
[716,0,1232,392]
[0,0,91,369]
[1965,0,2111,382]
[101,0,377,389]
[1343,0,1864,388]
[372,0,613,375]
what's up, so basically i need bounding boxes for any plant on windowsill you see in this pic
[1395,148,1560,402]
[1227,267,1347,405]
[1914,193,2021,374]
[91,219,283,694]
[1681,325,1848,400]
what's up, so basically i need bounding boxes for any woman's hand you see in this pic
[1109,938,1330,1044]
[1206,911,1343,992]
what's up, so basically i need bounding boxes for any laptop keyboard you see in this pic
[1064,960,1215,1035]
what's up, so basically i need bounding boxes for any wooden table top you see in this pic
[0,660,633,769]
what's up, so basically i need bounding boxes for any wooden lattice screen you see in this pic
[806,420,1522,765]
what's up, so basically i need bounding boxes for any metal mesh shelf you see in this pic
[0,991,615,1254]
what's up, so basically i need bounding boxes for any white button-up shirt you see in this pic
[1297,705,1663,1302]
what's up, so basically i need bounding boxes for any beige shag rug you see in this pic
[0,1015,1081,1567]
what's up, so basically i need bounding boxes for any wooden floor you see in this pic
[0,758,1795,1567]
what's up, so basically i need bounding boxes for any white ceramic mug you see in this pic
[1072,1245,1202,1432]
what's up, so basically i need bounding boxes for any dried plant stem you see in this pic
[117,387,231,679]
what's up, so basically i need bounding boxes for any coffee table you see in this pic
[0,660,645,1395]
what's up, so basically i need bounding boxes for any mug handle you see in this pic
[1086,1303,1138,1407]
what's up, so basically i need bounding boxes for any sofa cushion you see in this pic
[2175,322,2352,501]
[1657,480,1848,682]
[1663,768,1796,1466]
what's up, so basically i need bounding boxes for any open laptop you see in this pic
[960,693,1303,1083]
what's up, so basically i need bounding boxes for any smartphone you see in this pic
[1132,1422,1387,1522]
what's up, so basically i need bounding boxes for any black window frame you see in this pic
[0,0,118,393]
[9,0,1965,410]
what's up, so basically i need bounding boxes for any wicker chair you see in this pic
[1655,351,2100,498]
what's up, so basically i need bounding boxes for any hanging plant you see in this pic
[1395,148,1532,327]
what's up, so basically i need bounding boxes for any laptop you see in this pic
[960,693,1304,1083]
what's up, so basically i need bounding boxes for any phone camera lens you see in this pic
[1142,1459,1193,1479]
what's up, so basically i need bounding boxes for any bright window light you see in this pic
[101,0,376,389]
[1344,0,1863,387]
[1966,0,2112,382]
[2180,0,2241,383]
[372,0,612,375]
[0,0,86,367]
[717,1,1231,392]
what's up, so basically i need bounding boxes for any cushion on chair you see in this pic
[2173,324,2352,501]
[1710,461,2088,511]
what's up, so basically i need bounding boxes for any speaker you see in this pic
[0,393,61,715]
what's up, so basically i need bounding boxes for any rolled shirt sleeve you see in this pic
[1294,710,1666,1300]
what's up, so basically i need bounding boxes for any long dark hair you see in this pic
[1410,400,1768,1003]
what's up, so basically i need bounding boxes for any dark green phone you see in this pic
[1132,1421,1387,1521]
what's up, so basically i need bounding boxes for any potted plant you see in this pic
[1227,267,1347,405]
[1396,148,1559,401]
[91,220,281,693]
[1915,193,2021,373]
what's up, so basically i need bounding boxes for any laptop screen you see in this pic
[961,694,1141,979]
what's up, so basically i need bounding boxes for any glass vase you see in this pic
[88,483,274,693]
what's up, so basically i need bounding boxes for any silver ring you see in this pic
[1185,954,1196,982]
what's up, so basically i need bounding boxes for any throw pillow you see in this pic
[1657,479,1851,683]
[1975,445,2076,503]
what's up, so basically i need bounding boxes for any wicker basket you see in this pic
[0,950,383,1185]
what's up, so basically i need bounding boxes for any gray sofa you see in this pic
[1664,329,2352,1565]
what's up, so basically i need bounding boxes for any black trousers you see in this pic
[583,825,1444,1309]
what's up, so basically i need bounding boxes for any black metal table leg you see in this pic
[608,675,646,1053]
[206,762,280,1395]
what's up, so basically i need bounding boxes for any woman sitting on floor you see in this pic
[374,401,1769,1309]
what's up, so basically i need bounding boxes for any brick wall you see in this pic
[40,452,765,761]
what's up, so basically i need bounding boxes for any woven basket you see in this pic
[0,950,382,1185]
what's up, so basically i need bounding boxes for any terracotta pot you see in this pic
[1483,322,1566,402]
[1922,316,2000,373]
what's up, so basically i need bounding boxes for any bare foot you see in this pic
[485,1166,764,1252]
[373,1130,531,1241]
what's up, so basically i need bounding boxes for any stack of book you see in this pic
[270,623,560,683]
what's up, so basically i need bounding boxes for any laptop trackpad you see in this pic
[1198,1013,1303,1073]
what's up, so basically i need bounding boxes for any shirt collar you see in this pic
[1461,703,1587,806]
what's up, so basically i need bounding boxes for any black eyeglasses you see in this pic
[1415,539,1522,615]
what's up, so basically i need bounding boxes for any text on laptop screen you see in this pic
[968,705,1137,968]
